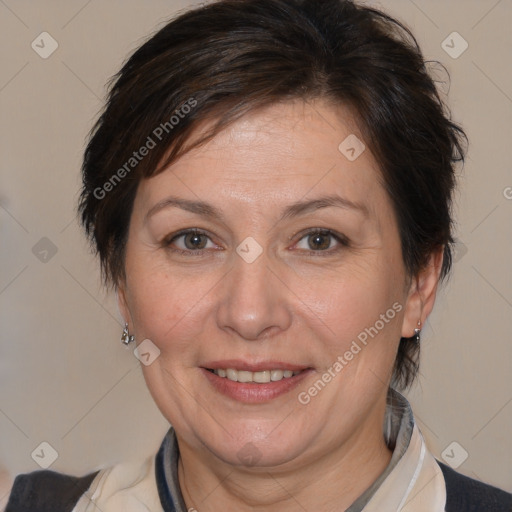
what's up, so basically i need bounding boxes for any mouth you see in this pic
[200,362,313,403]
[205,368,303,383]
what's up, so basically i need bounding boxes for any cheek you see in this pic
[302,260,404,363]
[125,258,218,353]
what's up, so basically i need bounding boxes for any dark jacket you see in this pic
[5,460,512,512]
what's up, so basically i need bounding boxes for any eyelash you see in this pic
[163,228,350,257]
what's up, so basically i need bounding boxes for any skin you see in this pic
[118,99,443,511]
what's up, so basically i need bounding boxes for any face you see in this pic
[119,99,429,471]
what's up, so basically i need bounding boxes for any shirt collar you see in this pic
[155,388,446,511]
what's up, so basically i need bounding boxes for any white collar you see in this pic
[362,421,446,511]
[73,390,446,512]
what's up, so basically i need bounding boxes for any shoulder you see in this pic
[437,460,512,512]
[4,468,99,512]
[3,455,162,512]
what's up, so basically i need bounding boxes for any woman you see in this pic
[3,0,511,510]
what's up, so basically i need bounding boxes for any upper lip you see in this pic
[202,360,311,372]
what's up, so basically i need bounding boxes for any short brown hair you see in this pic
[79,0,467,389]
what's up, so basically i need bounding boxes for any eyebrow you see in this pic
[144,193,369,225]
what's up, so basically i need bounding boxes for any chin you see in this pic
[192,417,312,469]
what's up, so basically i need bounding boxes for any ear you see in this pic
[401,248,444,338]
[117,281,132,327]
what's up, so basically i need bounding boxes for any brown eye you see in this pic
[294,229,349,254]
[164,229,216,255]
[307,232,332,250]
[182,231,208,250]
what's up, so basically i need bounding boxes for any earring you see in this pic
[414,321,421,342]
[121,323,135,345]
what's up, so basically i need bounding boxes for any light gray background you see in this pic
[1,0,511,504]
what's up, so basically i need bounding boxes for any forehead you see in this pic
[136,99,387,220]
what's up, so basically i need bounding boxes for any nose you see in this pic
[216,248,292,341]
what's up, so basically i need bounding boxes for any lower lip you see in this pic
[201,368,314,404]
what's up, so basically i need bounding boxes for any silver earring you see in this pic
[414,321,421,342]
[121,323,135,345]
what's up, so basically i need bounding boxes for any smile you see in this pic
[201,364,313,403]
[208,368,302,383]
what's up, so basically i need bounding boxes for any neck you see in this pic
[177,405,392,511]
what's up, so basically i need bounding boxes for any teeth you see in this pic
[253,370,270,383]
[226,369,238,381]
[213,368,302,383]
[271,369,284,381]
[237,370,253,383]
